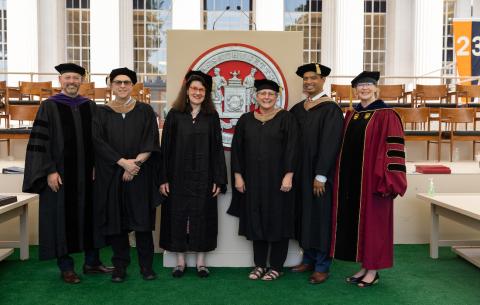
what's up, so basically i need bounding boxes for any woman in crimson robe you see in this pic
[330,71,407,287]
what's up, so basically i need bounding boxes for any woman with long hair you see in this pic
[159,70,227,278]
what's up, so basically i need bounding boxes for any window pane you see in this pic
[66,3,90,71]
[285,0,322,63]
[363,2,386,72]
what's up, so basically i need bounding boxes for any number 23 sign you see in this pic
[453,19,480,84]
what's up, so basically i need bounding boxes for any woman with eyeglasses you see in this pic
[93,67,161,282]
[330,71,407,288]
[159,70,227,278]
[227,79,298,281]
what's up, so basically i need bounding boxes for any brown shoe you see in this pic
[309,271,329,284]
[291,263,313,273]
[83,264,114,274]
[61,271,81,284]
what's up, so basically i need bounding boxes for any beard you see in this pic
[64,85,79,96]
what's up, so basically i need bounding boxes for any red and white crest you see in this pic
[189,43,288,148]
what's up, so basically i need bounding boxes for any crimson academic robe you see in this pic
[22,98,97,260]
[227,110,299,241]
[330,100,407,270]
[159,109,227,252]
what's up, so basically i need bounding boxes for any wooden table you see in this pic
[0,193,38,261]
[417,193,480,267]
[0,129,31,140]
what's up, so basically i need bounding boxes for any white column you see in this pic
[90,0,133,84]
[255,0,283,31]
[172,0,201,29]
[322,0,363,84]
[320,0,335,68]
[412,0,444,84]
[6,0,39,85]
[385,0,414,85]
[38,0,65,82]
[118,0,134,69]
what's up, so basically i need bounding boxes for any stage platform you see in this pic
[1,155,480,267]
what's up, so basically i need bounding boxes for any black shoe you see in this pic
[196,266,210,278]
[172,265,186,278]
[111,268,126,283]
[83,264,114,274]
[140,267,157,280]
[357,272,379,288]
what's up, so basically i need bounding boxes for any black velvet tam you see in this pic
[296,63,331,77]
[109,67,138,84]
[55,63,86,76]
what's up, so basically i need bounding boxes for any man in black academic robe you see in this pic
[23,63,112,284]
[93,67,161,282]
[289,63,344,284]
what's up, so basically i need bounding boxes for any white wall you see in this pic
[38,0,65,82]
[6,0,39,85]
[455,0,473,18]
[412,0,444,84]
[322,0,364,84]
[90,0,133,84]
[172,0,201,29]
[255,0,284,31]
[385,0,414,85]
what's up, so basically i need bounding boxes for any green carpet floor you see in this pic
[0,245,479,305]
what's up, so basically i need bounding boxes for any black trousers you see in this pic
[57,249,101,272]
[252,239,289,272]
[106,231,154,271]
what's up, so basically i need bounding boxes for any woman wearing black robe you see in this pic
[159,70,227,278]
[227,79,298,281]
[93,68,161,282]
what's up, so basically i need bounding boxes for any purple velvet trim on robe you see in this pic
[49,93,90,107]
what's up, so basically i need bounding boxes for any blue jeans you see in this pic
[57,249,101,272]
[302,249,332,273]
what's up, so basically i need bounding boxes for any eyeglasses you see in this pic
[356,82,375,88]
[257,91,277,97]
[112,80,133,86]
[189,86,206,93]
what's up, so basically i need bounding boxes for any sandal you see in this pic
[248,266,266,280]
[345,270,367,284]
[172,265,186,278]
[357,272,379,288]
[261,269,283,281]
[196,266,210,278]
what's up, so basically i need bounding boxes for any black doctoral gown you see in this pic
[159,109,227,252]
[290,100,344,252]
[93,102,161,237]
[227,110,299,241]
[22,99,97,260]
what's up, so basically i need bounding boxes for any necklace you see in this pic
[191,108,200,123]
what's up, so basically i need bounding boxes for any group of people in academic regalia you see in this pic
[23,61,406,287]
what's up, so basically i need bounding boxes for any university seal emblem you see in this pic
[189,43,288,148]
